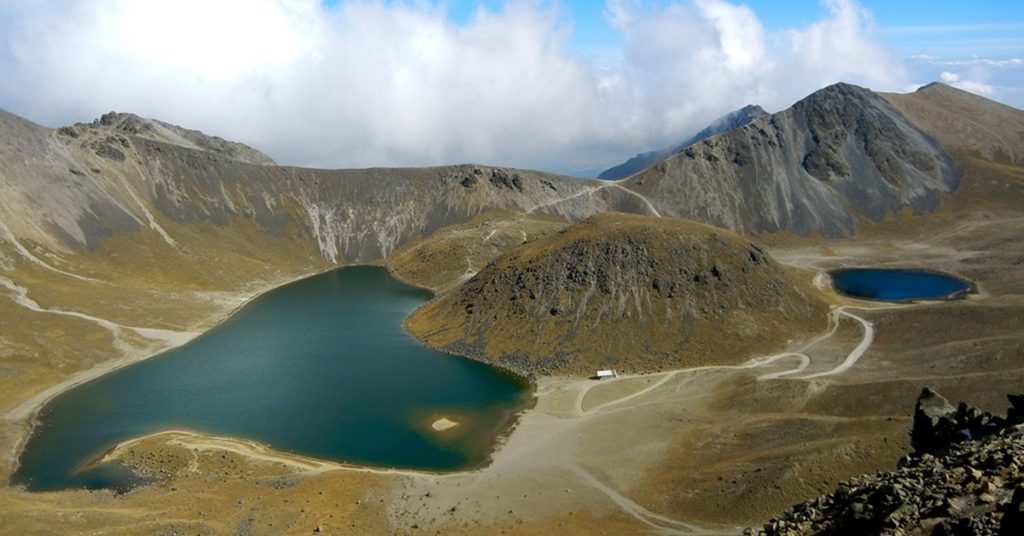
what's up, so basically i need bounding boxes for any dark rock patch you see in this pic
[749,389,1024,535]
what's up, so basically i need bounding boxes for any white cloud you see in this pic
[785,0,904,90]
[936,58,1023,68]
[939,72,994,96]
[0,0,910,173]
[940,72,960,83]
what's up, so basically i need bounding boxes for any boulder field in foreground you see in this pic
[750,389,1024,535]
[406,212,828,376]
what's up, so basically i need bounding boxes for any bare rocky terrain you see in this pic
[750,389,1024,535]
[598,104,768,180]
[0,81,1022,535]
[622,83,961,236]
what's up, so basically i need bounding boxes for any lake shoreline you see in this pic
[8,263,535,491]
[3,263,344,481]
[829,266,976,303]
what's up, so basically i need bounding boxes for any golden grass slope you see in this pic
[883,82,1024,166]
[407,212,829,376]
[386,211,567,292]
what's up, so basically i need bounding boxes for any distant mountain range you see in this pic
[597,104,769,180]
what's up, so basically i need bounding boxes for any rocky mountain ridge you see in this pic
[0,82,991,270]
[58,111,278,166]
[597,104,768,180]
[884,83,1024,166]
[0,108,606,265]
[621,82,963,236]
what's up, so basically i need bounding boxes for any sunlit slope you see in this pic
[407,212,828,376]
[620,83,961,237]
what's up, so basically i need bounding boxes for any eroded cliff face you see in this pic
[621,83,962,237]
[0,109,606,269]
[406,212,828,376]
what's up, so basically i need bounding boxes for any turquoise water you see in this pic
[831,268,971,302]
[12,267,529,492]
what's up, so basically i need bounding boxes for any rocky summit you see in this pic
[621,82,962,236]
[406,212,827,376]
[597,104,769,180]
[749,389,1024,536]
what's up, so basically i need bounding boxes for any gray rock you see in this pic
[619,83,961,238]
[598,104,769,180]
[750,390,1024,535]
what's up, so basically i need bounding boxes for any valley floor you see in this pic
[1,156,1023,534]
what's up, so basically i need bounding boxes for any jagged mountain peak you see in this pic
[619,81,961,236]
[58,111,276,166]
[597,103,769,180]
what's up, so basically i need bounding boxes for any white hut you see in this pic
[595,369,618,380]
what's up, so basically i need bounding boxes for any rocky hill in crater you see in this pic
[406,212,828,376]
[386,212,568,292]
[619,82,962,237]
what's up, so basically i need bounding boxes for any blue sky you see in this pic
[436,1,1024,59]
[1,0,1022,174]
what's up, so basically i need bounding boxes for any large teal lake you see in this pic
[12,267,530,491]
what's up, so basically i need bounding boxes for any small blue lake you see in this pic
[12,266,530,492]
[831,268,972,302]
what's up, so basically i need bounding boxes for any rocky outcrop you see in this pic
[60,111,278,166]
[912,387,1005,456]
[749,390,1024,535]
[620,83,962,237]
[598,104,768,180]
[406,212,827,376]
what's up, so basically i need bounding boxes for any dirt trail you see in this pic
[0,276,196,349]
[569,464,733,535]
[526,182,663,218]
[571,303,870,417]
[0,222,100,282]
[789,308,873,379]
[1,276,199,422]
[606,183,663,217]
[17,273,909,534]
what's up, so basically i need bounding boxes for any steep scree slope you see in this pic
[621,83,961,237]
[598,104,769,180]
[0,109,604,265]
